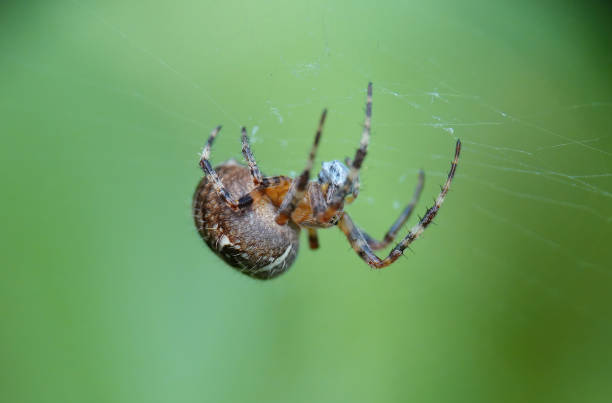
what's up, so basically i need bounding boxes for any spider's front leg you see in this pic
[320,82,373,223]
[276,109,327,225]
[359,170,425,250]
[338,140,461,268]
[338,212,401,268]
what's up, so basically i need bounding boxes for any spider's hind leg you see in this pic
[199,126,242,211]
[199,127,296,212]
[241,126,263,186]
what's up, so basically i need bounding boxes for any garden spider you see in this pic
[193,83,461,279]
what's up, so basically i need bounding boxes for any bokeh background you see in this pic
[2,1,611,402]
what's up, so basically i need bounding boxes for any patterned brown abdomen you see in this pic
[193,162,300,279]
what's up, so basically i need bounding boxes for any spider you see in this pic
[193,83,461,279]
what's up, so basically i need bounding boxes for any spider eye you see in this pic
[329,214,340,225]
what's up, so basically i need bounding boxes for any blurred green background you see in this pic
[2,1,611,402]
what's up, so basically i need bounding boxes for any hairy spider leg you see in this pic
[199,126,243,211]
[241,127,263,186]
[275,109,328,225]
[199,126,288,211]
[307,228,319,249]
[338,140,461,268]
[308,184,327,218]
[359,170,425,250]
[320,82,372,221]
[348,81,373,196]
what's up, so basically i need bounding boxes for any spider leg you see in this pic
[338,140,460,268]
[307,228,319,250]
[359,170,425,250]
[321,82,372,221]
[199,127,289,210]
[275,109,327,225]
[241,126,263,186]
[347,81,373,197]
[308,183,327,218]
[199,126,242,211]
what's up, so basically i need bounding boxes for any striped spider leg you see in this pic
[275,108,328,225]
[359,170,425,250]
[305,183,327,250]
[241,126,262,186]
[306,170,425,252]
[198,126,244,210]
[319,82,373,221]
[338,140,461,268]
[199,126,290,210]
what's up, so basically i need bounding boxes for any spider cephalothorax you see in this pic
[193,83,461,279]
[318,160,358,204]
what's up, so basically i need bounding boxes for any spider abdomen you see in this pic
[193,162,300,279]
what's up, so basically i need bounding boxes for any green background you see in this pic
[2,1,611,402]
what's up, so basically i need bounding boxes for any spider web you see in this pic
[65,1,611,273]
[10,0,610,335]
[3,0,611,402]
